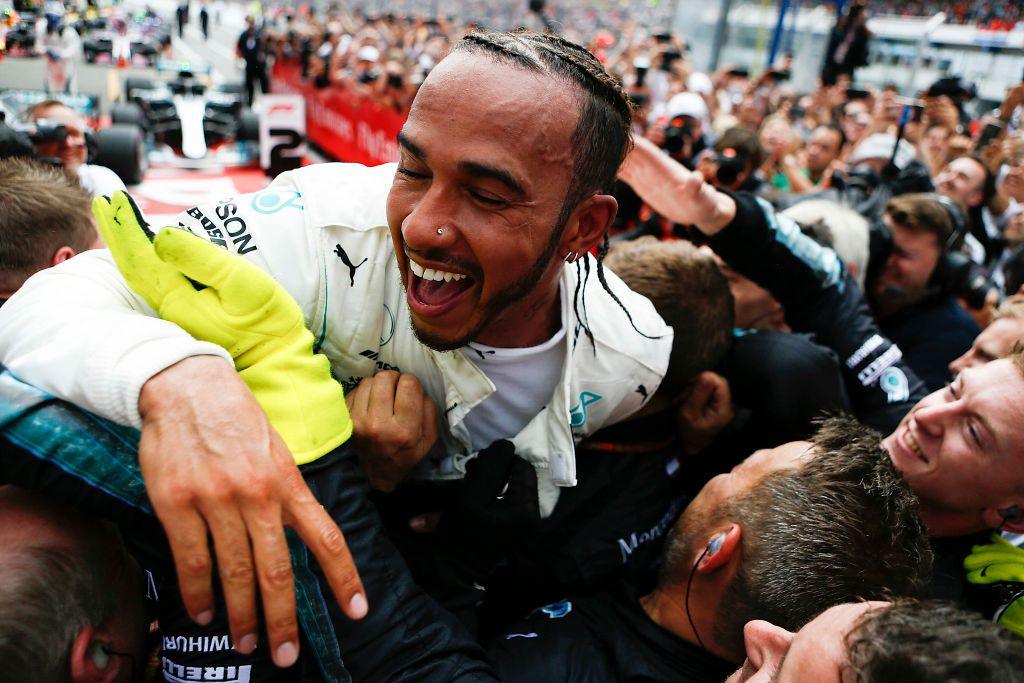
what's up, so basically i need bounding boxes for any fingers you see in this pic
[284,473,368,622]
[419,396,438,457]
[393,373,425,425]
[203,505,259,656]
[117,190,158,240]
[154,226,244,291]
[346,376,372,420]
[367,370,400,417]
[159,505,218,628]
[246,506,300,668]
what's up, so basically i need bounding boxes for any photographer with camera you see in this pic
[695,127,767,193]
[868,194,980,390]
[23,100,126,196]
[647,92,711,169]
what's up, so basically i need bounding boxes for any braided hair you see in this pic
[452,29,659,347]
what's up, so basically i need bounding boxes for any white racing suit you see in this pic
[0,161,672,517]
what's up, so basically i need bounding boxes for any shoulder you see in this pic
[922,296,981,340]
[490,600,610,683]
[78,164,127,196]
[567,256,672,374]
[269,162,395,232]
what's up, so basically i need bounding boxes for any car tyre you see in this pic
[124,76,158,100]
[237,109,260,142]
[111,102,145,127]
[94,123,148,186]
[218,81,246,97]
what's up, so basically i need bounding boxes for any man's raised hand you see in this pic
[618,135,737,234]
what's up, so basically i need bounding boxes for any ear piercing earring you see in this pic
[436,227,446,236]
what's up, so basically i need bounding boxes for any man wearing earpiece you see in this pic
[620,135,1024,621]
[0,486,148,683]
[489,418,932,682]
[867,193,980,391]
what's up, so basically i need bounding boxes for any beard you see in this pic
[408,218,566,352]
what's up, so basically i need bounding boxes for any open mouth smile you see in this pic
[406,257,476,318]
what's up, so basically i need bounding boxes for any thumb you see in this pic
[681,372,716,424]
[154,227,277,312]
[96,192,187,309]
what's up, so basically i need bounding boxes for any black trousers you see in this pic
[245,63,269,107]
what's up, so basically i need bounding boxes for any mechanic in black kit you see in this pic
[237,15,269,107]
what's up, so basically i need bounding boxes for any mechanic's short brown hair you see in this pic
[0,158,96,292]
[884,193,957,245]
[845,600,1024,682]
[604,237,733,392]
[24,100,75,122]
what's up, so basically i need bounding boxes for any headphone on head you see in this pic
[919,192,973,296]
[923,192,969,252]
[1001,506,1024,527]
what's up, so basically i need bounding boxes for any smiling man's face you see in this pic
[385,51,581,351]
[881,358,1024,530]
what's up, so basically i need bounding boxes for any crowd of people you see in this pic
[8,1,1024,681]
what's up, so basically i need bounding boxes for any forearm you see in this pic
[619,136,736,234]
[706,194,924,429]
[0,251,230,428]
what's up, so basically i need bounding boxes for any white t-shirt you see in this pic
[460,322,567,452]
[77,164,127,197]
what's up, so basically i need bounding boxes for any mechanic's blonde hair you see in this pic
[0,157,96,291]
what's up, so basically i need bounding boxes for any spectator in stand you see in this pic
[760,114,809,194]
[839,98,872,148]
[822,0,871,86]
[696,127,767,194]
[935,155,1000,264]
[921,122,954,178]
[869,194,980,390]
[802,124,846,187]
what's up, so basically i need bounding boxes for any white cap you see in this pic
[687,71,713,95]
[666,91,708,120]
[357,45,380,62]
[848,133,917,170]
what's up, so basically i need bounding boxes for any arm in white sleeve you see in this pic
[0,250,232,428]
[0,181,325,427]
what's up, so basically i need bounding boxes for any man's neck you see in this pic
[872,288,930,319]
[920,503,989,538]
[641,587,737,663]
[473,277,562,349]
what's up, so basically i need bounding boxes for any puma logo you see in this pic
[334,244,368,286]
